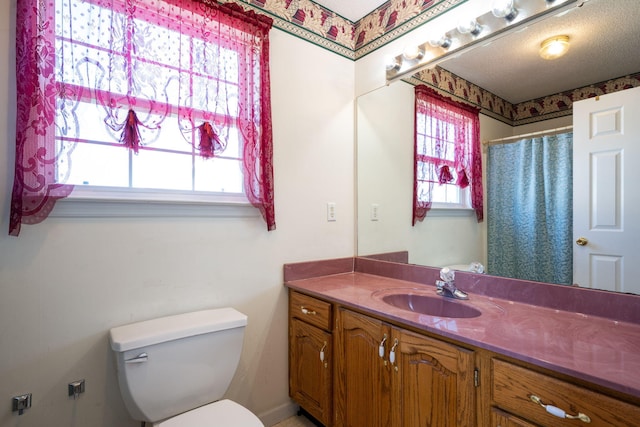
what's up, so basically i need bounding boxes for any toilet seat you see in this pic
[153,399,264,427]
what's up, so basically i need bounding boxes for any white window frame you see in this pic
[51,0,257,219]
[51,186,257,219]
[415,111,474,215]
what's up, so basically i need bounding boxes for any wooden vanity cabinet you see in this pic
[288,288,640,427]
[289,292,333,426]
[335,308,476,427]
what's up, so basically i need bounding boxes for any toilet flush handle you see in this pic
[125,352,148,364]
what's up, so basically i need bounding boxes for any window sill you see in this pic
[50,187,259,219]
[428,204,475,217]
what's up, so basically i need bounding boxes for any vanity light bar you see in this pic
[385,0,580,83]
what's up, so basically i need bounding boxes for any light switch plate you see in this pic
[327,202,336,221]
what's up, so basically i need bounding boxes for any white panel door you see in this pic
[573,86,640,294]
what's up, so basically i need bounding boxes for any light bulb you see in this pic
[491,0,518,21]
[402,45,425,61]
[457,18,482,36]
[429,35,452,49]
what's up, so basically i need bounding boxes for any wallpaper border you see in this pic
[227,0,640,125]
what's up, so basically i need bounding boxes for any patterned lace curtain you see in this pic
[10,0,275,236]
[413,85,483,224]
[487,133,573,285]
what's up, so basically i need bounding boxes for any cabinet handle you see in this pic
[300,306,317,315]
[529,395,591,423]
[320,341,327,363]
[389,339,399,371]
[125,352,148,364]
[378,334,387,359]
[389,339,398,364]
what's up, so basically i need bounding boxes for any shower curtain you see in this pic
[487,133,573,285]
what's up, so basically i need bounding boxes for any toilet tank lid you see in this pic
[109,308,248,352]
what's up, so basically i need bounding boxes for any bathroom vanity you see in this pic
[285,257,640,427]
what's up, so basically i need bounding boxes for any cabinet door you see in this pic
[290,318,332,426]
[336,309,392,427]
[394,328,476,427]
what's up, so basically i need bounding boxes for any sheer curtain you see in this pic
[413,85,483,224]
[487,133,573,284]
[10,0,275,236]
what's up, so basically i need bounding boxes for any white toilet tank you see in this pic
[109,308,248,423]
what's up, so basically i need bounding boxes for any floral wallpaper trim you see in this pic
[353,0,466,59]
[513,74,640,125]
[409,69,640,125]
[219,0,356,58]
[224,1,640,125]
[223,0,464,59]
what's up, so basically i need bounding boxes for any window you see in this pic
[413,85,483,224]
[56,0,243,194]
[415,114,470,207]
[10,0,275,236]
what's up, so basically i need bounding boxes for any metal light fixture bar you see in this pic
[386,0,580,84]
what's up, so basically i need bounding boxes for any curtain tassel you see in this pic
[121,109,142,154]
[438,165,453,184]
[457,169,470,188]
[197,121,221,158]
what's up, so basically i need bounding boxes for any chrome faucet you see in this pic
[436,268,469,300]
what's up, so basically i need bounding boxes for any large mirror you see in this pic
[356,0,640,290]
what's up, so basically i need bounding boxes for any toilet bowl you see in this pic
[109,308,264,426]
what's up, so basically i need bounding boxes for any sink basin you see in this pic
[380,293,482,318]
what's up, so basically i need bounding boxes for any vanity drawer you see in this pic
[290,291,332,331]
[492,358,640,427]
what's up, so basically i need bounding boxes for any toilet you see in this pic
[109,308,264,426]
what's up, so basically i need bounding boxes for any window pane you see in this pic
[57,101,117,143]
[195,157,243,193]
[431,183,446,202]
[132,151,193,190]
[61,142,130,187]
[223,127,241,158]
[53,0,251,202]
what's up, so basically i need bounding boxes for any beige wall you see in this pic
[0,0,572,425]
[0,3,354,426]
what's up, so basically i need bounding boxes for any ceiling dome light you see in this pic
[491,0,518,21]
[539,35,570,60]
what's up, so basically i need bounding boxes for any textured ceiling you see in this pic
[314,0,386,21]
[438,0,640,103]
[315,0,640,104]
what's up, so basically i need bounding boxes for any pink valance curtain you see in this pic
[413,85,483,224]
[10,0,275,236]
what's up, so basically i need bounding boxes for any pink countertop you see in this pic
[285,269,640,399]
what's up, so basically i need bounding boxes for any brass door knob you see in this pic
[576,237,588,246]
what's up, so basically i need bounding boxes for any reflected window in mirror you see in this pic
[413,85,483,224]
